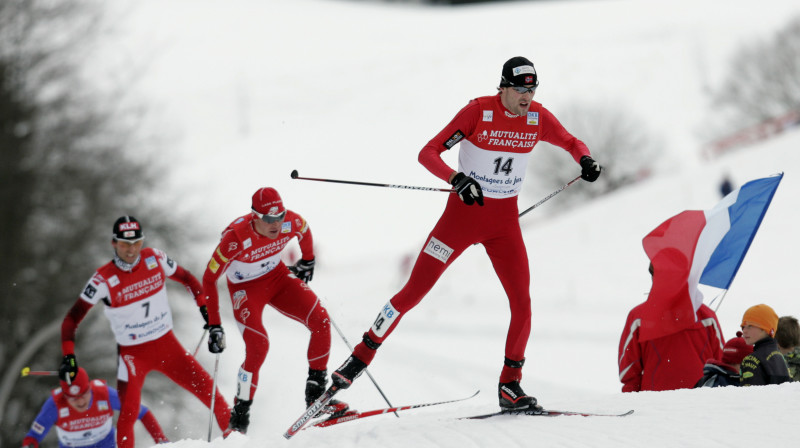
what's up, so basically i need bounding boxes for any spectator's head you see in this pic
[776,315,800,353]
[721,331,753,372]
[740,304,779,343]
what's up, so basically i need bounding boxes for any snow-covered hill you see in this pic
[95,0,800,447]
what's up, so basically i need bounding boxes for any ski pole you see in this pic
[207,353,220,442]
[291,170,454,193]
[20,368,58,377]
[193,329,208,357]
[519,175,582,218]
[328,314,399,418]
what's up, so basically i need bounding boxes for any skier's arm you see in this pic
[22,397,58,448]
[169,265,205,306]
[538,107,591,163]
[201,230,239,326]
[418,100,481,183]
[61,299,92,356]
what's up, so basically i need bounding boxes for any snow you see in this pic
[96,0,800,447]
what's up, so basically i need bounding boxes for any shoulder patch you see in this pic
[443,130,465,149]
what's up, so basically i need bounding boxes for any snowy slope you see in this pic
[92,0,800,447]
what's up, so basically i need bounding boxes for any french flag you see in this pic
[638,173,783,341]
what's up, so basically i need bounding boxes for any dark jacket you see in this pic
[740,337,791,386]
[694,361,740,388]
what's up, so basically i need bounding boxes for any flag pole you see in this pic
[710,290,731,313]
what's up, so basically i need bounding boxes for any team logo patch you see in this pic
[281,221,292,233]
[477,130,489,143]
[32,422,45,434]
[443,130,465,149]
[109,275,120,287]
[208,258,220,274]
[83,284,97,299]
[423,236,453,264]
[145,256,158,269]
[482,110,493,122]
[527,112,539,126]
[59,408,70,418]
[232,290,248,310]
[243,238,252,249]
[98,400,109,411]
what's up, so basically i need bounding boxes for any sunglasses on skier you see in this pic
[252,209,286,223]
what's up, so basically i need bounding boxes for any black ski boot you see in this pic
[307,368,349,416]
[228,398,252,434]
[498,381,541,411]
[331,355,368,389]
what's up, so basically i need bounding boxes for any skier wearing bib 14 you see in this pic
[331,56,602,411]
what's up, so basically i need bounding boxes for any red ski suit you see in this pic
[618,303,724,392]
[203,211,330,401]
[61,248,230,448]
[352,94,590,382]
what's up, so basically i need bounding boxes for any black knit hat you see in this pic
[500,56,538,88]
[112,216,144,242]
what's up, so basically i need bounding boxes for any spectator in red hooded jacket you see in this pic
[618,250,724,392]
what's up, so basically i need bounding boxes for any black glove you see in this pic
[580,156,601,182]
[450,172,484,206]
[199,305,210,330]
[208,325,226,354]
[292,258,316,283]
[59,354,78,384]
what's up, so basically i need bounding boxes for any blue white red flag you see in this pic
[638,173,782,341]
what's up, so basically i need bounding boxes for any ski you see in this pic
[283,384,342,439]
[462,408,634,419]
[307,390,481,430]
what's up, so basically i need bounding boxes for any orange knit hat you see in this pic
[741,304,779,337]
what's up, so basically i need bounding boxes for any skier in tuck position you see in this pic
[330,56,602,411]
[59,216,231,448]
[201,187,349,434]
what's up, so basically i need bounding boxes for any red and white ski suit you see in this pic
[203,211,330,401]
[352,94,590,382]
[61,248,230,448]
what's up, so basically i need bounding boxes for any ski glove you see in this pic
[451,172,484,206]
[59,354,78,384]
[199,305,210,330]
[292,258,316,283]
[208,325,226,354]
[580,156,601,182]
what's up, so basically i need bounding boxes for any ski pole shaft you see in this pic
[291,170,454,193]
[193,329,208,357]
[329,315,399,417]
[21,368,58,377]
[519,175,582,218]
[207,353,220,442]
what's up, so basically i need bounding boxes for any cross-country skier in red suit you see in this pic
[201,187,348,434]
[59,216,231,448]
[330,56,602,411]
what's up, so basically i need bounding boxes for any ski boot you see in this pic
[228,398,252,434]
[307,368,349,416]
[498,381,542,411]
